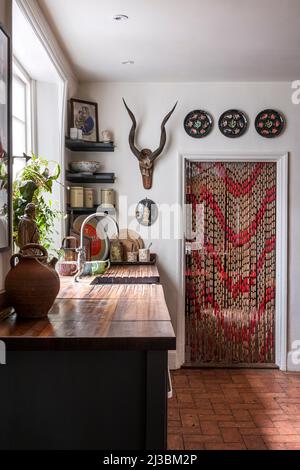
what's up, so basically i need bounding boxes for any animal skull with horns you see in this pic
[123,99,177,189]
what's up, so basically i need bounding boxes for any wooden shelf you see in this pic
[65,138,114,152]
[66,205,116,215]
[66,205,99,214]
[66,172,115,183]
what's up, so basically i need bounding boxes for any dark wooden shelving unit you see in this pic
[66,172,115,184]
[65,137,114,152]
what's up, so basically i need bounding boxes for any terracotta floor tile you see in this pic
[205,442,247,450]
[168,408,180,420]
[168,434,184,450]
[219,421,256,428]
[184,442,205,450]
[198,413,234,422]
[181,413,200,428]
[243,436,268,450]
[200,421,221,436]
[232,409,252,421]
[183,434,223,444]
[273,420,300,435]
[168,426,202,435]
[240,427,277,436]
[252,415,274,427]
[168,419,181,429]
[176,391,195,404]
[213,404,233,415]
[222,428,245,443]
[263,434,300,443]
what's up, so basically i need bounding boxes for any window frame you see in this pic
[12,57,35,159]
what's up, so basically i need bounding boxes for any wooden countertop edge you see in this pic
[0,335,176,351]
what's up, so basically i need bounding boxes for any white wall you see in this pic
[78,81,300,369]
[0,0,12,291]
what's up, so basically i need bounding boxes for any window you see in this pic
[12,60,32,180]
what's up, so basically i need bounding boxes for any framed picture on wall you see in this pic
[0,24,11,251]
[70,98,99,142]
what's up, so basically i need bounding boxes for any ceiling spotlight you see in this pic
[122,60,134,65]
[113,14,129,21]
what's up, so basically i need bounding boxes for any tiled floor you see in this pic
[168,368,300,450]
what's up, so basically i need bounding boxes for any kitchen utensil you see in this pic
[73,214,109,261]
[138,248,150,262]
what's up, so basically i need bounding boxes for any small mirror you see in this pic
[135,198,158,227]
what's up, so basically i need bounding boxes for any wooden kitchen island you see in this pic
[0,278,175,450]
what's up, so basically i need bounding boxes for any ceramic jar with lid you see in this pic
[101,188,115,208]
[70,186,84,208]
[84,188,94,208]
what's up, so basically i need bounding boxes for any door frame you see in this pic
[177,152,288,370]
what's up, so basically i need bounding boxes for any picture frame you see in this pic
[0,24,11,251]
[70,98,99,143]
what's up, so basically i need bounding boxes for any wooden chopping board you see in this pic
[111,229,144,255]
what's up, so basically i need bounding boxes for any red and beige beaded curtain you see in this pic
[185,161,276,365]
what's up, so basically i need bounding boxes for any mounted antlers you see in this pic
[123,98,177,189]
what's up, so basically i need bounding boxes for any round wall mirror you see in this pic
[135,198,158,226]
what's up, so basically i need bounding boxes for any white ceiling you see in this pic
[37,0,300,82]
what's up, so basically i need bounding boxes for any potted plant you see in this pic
[13,154,61,253]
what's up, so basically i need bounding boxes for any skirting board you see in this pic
[169,350,300,372]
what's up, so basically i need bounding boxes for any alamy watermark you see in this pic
[0,340,6,365]
[290,340,300,366]
[93,197,205,247]
[291,80,300,104]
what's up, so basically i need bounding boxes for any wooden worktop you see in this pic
[0,281,175,351]
[89,264,160,284]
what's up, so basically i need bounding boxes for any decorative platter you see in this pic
[73,215,109,261]
[184,110,213,138]
[218,109,248,138]
[255,109,285,138]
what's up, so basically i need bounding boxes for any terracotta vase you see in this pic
[5,244,60,319]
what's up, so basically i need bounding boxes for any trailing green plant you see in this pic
[13,154,61,251]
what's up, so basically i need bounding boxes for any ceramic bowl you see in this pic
[94,162,102,173]
[69,161,98,174]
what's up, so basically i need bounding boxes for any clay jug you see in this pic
[5,243,60,318]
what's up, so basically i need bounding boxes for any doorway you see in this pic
[181,154,288,368]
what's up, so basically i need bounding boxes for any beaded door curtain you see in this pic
[185,161,276,365]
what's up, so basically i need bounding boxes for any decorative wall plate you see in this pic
[184,110,213,138]
[218,109,248,138]
[255,109,285,138]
